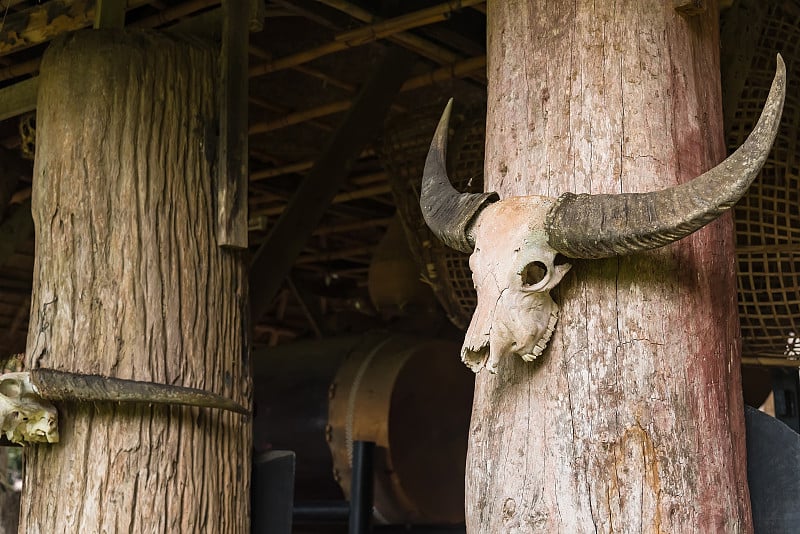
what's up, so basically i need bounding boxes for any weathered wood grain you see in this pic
[21,30,251,533]
[468,1,751,532]
[216,0,250,249]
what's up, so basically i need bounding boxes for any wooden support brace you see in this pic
[0,145,30,218]
[0,77,38,121]
[217,0,251,249]
[0,200,33,269]
[94,0,127,29]
[248,46,415,321]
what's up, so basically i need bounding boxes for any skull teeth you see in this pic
[519,310,560,364]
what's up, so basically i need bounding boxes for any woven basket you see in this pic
[727,2,800,359]
[380,103,485,329]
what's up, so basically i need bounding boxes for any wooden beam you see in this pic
[334,0,484,46]
[0,76,38,121]
[216,0,250,248]
[248,55,485,135]
[295,246,373,265]
[286,276,325,338]
[248,46,415,321]
[315,0,463,65]
[249,0,479,78]
[742,357,800,368]
[0,146,30,220]
[249,100,351,135]
[0,58,41,83]
[253,183,391,217]
[94,0,127,29]
[129,0,220,28]
[312,216,393,236]
[1,0,95,57]
[251,161,314,181]
[0,200,33,268]
[0,0,149,58]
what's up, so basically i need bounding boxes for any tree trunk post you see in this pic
[21,30,251,532]
[468,1,751,532]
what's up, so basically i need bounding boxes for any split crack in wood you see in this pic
[0,369,248,445]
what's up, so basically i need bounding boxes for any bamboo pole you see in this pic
[741,357,800,368]
[287,0,462,65]
[129,0,220,28]
[313,216,393,236]
[249,0,483,78]
[296,246,374,264]
[334,0,485,46]
[250,150,376,182]
[249,41,344,78]
[249,55,485,135]
[249,95,335,132]
[248,100,351,135]
[400,54,486,91]
[350,172,387,186]
[255,183,391,217]
[251,161,314,181]
[316,0,472,65]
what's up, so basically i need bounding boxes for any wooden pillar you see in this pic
[21,30,251,532]
[468,1,751,532]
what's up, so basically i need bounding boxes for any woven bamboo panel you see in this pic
[380,103,484,329]
[728,2,800,359]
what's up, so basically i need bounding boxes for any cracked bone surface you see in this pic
[420,56,786,373]
[0,372,59,445]
[462,198,571,372]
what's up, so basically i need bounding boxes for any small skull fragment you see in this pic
[0,372,59,445]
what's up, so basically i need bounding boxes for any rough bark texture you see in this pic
[468,1,750,532]
[21,30,251,533]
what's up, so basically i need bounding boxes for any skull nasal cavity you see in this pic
[521,262,548,286]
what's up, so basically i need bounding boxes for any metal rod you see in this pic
[293,502,350,523]
[349,440,375,534]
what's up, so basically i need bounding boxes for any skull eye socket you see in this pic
[521,261,548,289]
[0,380,20,397]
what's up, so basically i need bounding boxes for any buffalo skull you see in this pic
[420,56,786,373]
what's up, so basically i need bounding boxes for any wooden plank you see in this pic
[0,200,33,268]
[216,0,250,248]
[248,0,472,78]
[0,0,94,57]
[0,146,30,220]
[0,0,149,58]
[0,76,38,121]
[93,0,127,29]
[286,276,325,338]
[248,46,415,321]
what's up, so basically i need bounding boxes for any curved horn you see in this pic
[546,54,786,259]
[420,99,499,253]
[30,369,249,414]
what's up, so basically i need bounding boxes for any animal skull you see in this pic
[0,372,59,444]
[463,197,570,372]
[420,56,786,373]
